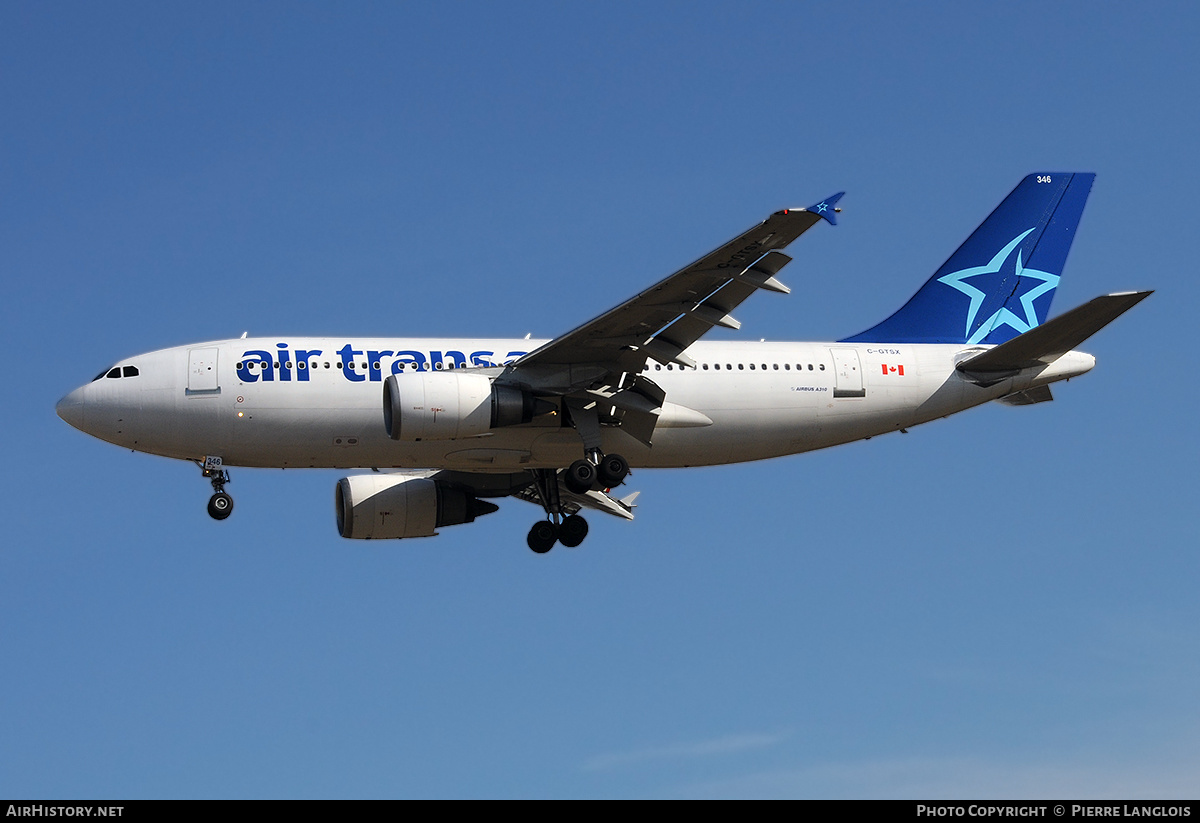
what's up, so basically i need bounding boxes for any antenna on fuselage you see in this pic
[240,332,248,339]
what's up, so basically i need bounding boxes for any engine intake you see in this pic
[336,474,499,539]
[383,372,547,441]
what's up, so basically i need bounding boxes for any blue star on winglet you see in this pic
[806,192,844,225]
[937,228,1059,344]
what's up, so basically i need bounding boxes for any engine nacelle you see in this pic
[336,474,499,539]
[383,372,545,441]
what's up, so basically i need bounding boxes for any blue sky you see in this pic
[3,1,1198,799]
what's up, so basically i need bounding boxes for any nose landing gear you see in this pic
[207,490,233,520]
[198,456,234,521]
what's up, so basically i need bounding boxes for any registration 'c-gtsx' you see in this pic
[57,173,1150,552]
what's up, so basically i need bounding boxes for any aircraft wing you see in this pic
[427,469,640,521]
[513,195,843,376]
[514,483,640,521]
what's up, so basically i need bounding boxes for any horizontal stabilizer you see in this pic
[958,291,1152,373]
[996,385,1054,406]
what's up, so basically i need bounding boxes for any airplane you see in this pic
[56,172,1150,553]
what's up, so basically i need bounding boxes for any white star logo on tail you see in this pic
[937,228,1059,344]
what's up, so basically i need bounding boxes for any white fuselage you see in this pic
[57,337,1096,472]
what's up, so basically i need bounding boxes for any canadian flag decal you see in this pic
[881,363,905,376]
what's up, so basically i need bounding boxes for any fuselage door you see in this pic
[187,347,221,394]
[830,347,866,398]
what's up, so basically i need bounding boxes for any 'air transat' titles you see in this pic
[234,343,529,383]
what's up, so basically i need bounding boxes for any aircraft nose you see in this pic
[56,387,86,430]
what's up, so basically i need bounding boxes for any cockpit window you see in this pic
[93,364,140,380]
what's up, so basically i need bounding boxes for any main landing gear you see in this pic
[198,457,234,521]
[564,451,629,493]
[525,450,628,554]
[526,468,566,553]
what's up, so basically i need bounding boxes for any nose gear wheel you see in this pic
[197,458,234,521]
[208,492,234,520]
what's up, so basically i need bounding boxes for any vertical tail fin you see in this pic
[841,173,1095,345]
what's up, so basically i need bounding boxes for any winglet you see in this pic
[804,192,845,225]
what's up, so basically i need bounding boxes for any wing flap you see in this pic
[565,487,638,521]
[512,478,640,521]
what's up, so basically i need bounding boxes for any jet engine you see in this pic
[335,474,499,539]
[383,372,548,441]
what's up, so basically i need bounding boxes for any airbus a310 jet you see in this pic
[56,173,1149,552]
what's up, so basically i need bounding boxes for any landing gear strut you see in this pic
[526,469,566,552]
[525,398,632,552]
[199,457,233,521]
[525,468,595,554]
[561,398,630,492]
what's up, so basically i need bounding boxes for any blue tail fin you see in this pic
[840,172,1095,345]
